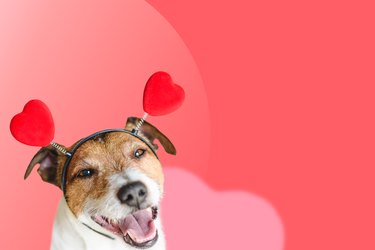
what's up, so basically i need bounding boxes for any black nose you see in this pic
[117,181,148,208]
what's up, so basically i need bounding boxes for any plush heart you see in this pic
[143,71,185,116]
[10,100,55,146]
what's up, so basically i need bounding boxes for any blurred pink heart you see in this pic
[161,168,284,250]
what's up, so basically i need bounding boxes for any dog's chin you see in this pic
[91,207,159,248]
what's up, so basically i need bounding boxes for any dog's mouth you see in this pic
[91,207,158,248]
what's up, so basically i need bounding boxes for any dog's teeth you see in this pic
[103,217,110,224]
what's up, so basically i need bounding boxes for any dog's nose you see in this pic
[117,181,148,208]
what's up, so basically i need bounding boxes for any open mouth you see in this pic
[92,207,158,248]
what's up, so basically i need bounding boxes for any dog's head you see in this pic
[25,117,175,248]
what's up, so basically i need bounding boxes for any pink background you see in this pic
[1,0,375,249]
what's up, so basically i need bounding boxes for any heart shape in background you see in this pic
[10,100,55,146]
[162,168,284,249]
[143,71,185,116]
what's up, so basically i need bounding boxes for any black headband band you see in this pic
[60,129,158,193]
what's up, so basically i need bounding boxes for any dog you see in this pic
[25,117,175,250]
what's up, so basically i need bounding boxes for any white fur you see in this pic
[51,168,165,250]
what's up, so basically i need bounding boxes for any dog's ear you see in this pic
[25,146,63,187]
[125,117,176,155]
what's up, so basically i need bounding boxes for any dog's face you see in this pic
[25,117,176,248]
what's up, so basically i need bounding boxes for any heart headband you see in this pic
[10,71,185,190]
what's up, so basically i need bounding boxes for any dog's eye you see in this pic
[77,169,95,178]
[134,149,146,158]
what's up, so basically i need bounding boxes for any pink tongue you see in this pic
[119,208,156,243]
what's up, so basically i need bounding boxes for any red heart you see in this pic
[143,72,185,116]
[10,100,55,146]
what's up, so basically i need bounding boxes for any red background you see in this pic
[147,0,375,249]
[0,0,374,249]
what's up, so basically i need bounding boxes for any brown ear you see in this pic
[25,146,63,187]
[125,117,176,155]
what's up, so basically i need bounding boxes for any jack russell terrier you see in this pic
[25,117,175,250]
